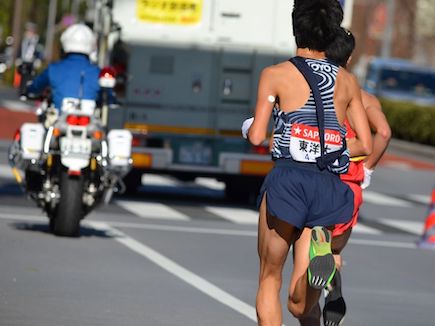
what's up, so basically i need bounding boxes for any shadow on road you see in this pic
[115,184,258,209]
[10,222,114,238]
[0,181,23,196]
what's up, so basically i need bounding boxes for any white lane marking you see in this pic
[194,177,225,191]
[142,174,179,187]
[104,221,257,237]
[380,162,412,170]
[363,190,413,207]
[405,194,431,205]
[348,238,417,249]
[143,175,225,191]
[205,206,259,224]
[102,221,418,250]
[0,213,45,222]
[378,219,424,236]
[116,200,191,221]
[0,213,420,250]
[88,221,258,323]
[0,164,14,179]
[352,223,382,235]
[0,100,34,112]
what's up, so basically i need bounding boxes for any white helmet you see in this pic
[60,24,95,55]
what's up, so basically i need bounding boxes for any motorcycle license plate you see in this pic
[60,138,91,155]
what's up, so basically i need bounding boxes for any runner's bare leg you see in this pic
[288,227,323,323]
[256,194,297,326]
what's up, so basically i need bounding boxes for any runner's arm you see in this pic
[361,91,391,169]
[345,76,372,157]
[248,67,276,146]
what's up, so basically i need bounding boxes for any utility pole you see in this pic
[381,0,396,58]
[94,0,114,67]
[71,0,81,18]
[11,0,23,63]
[44,0,58,61]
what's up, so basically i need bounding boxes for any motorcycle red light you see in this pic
[99,66,116,79]
[78,116,90,125]
[66,115,90,126]
[13,129,21,141]
[99,66,116,88]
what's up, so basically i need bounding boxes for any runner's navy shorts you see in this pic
[257,158,354,229]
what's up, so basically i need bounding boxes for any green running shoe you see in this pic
[308,226,336,290]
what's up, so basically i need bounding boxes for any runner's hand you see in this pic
[327,149,350,174]
[361,165,374,189]
[241,117,254,139]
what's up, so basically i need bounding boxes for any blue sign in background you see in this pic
[339,0,345,7]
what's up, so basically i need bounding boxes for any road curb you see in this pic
[387,139,435,161]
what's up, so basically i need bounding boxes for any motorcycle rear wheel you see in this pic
[53,170,84,237]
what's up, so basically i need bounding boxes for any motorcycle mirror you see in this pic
[99,66,116,89]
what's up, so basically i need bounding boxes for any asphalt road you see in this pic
[1,85,435,325]
[0,145,435,325]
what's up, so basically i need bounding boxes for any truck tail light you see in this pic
[131,153,152,168]
[131,134,148,147]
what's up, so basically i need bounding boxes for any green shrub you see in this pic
[380,100,435,146]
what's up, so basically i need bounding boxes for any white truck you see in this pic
[107,0,353,201]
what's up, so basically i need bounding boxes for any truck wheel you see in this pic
[53,170,84,237]
[122,169,143,195]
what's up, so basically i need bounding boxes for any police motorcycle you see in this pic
[9,67,132,237]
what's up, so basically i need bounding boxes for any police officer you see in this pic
[27,24,101,111]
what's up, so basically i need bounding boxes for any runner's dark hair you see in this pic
[325,27,355,67]
[292,0,343,51]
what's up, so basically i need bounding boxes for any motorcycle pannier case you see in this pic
[20,123,45,160]
[107,129,132,167]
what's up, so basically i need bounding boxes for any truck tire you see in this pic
[53,170,84,237]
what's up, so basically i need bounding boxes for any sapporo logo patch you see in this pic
[290,123,341,162]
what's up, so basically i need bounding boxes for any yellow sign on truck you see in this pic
[136,0,203,25]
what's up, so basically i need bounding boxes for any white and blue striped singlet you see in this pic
[271,57,347,162]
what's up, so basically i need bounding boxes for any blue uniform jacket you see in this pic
[27,53,101,110]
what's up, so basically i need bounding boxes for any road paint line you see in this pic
[103,220,257,237]
[0,100,34,112]
[116,200,191,221]
[88,220,419,250]
[348,238,417,249]
[405,194,431,205]
[142,174,179,187]
[377,219,424,236]
[194,177,225,191]
[0,164,13,179]
[205,206,259,224]
[363,190,413,207]
[0,213,421,250]
[0,213,45,222]
[352,223,382,235]
[88,221,258,322]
